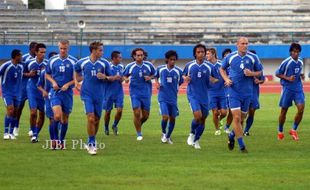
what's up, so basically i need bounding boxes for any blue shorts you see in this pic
[50,89,73,115]
[229,96,251,113]
[28,96,45,112]
[209,96,227,110]
[159,102,179,117]
[130,96,151,112]
[19,87,28,102]
[188,98,209,117]
[3,96,20,107]
[279,88,305,108]
[82,96,104,118]
[103,95,124,111]
[249,95,260,110]
[45,98,53,119]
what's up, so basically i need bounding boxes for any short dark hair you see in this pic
[89,41,103,53]
[193,44,207,58]
[207,47,218,59]
[249,50,256,54]
[35,43,46,52]
[111,50,121,59]
[165,50,178,60]
[48,51,58,59]
[289,42,301,52]
[131,48,145,60]
[222,48,232,59]
[11,49,22,59]
[29,41,37,50]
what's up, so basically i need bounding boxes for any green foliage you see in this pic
[0,94,310,189]
[28,0,44,9]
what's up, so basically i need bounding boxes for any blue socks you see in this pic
[112,120,119,128]
[278,123,284,132]
[292,122,299,131]
[60,123,68,144]
[166,121,175,138]
[191,119,199,134]
[4,115,11,134]
[194,124,205,142]
[161,120,168,134]
[88,136,96,147]
[137,131,142,137]
[237,137,245,150]
[244,115,254,133]
[104,123,109,131]
[229,130,235,140]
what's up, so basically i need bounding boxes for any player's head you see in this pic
[237,37,248,55]
[131,48,145,63]
[58,40,70,58]
[222,48,232,59]
[165,50,178,66]
[111,50,122,64]
[35,43,46,61]
[289,42,301,60]
[11,49,22,63]
[89,41,103,59]
[206,47,217,61]
[29,41,38,55]
[48,51,58,59]
[193,44,207,60]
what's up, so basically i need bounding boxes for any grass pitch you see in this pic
[0,94,310,190]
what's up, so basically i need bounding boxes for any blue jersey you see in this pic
[276,56,303,92]
[0,61,23,97]
[221,51,262,98]
[208,60,225,97]
[27,59,47,99]
[252,74,265,99]
[155,65,183,105]
[75,57,112,100]
[21,53,35,97]
[37,70,52,96]
[46,55,77,89]
[183,60,215,104]
[123,61,156,98]
[105,63,124,99]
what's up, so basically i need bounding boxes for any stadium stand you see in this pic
[0,0,310,45]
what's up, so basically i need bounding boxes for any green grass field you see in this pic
[1,94,310,190]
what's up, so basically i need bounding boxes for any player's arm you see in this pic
[182,64,191,83]
[37,73,48,98]
[219,67,232,86]
[45,73,60,90]
[275,62,295,82]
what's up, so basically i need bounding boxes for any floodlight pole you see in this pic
[79,28,83,59]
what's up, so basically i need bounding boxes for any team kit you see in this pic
[0,38,305,155]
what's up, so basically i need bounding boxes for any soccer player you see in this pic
[206,47,227,136]
[16,41,37,137]
[103,51,124,136]
[221,48,233,134]
[184,44,217,149]
[37,52,57,149]
[0,49,23,140]
[26,43,47,142]
[75,41,119,155]
[46,40,77,149]
[243,50,265,136]
[275,42,304,141]
[155,50,183,144]
[220,37,263,153]
[123,48,156,141]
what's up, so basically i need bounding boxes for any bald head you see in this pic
[237,37,249,56]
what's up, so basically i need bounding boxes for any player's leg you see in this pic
[219,97,228,128]
[140,96,151,125]
[244,107,255,136]
[187,99,200,145]
[103,98,112,135]
[32,98,45,141]
[165,103,178,144]
[3,97,15,139]
[278,88,292,140]
[14,98,26,136]
[86,112,97,154]
[289,91,305,140]
[212,108,220,135]
[111,96,124,135]
[133,107,143,140]
[159,102,169,142]
[59,92,73,148]
[192,104,208,149]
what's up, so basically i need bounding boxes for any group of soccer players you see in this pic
[0,37,306,155]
